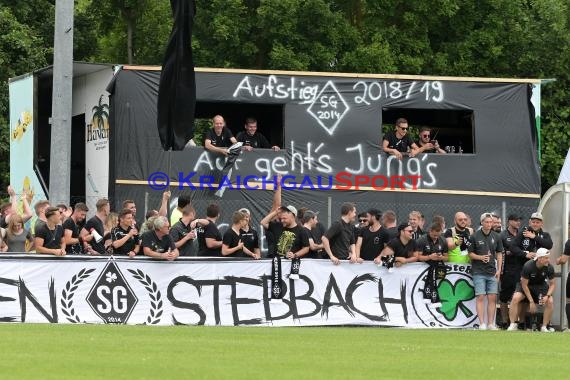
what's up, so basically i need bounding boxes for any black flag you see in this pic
[157,0,196,151]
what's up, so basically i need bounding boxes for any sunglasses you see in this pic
[359,219,367,223]
[399,127,408,130]
[421,134,430,138]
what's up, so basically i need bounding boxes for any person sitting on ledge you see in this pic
[382,118,419,159]
[236,117,280,151]
[204,115,237,156]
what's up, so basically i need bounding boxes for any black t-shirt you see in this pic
[35,224,64,250]
[223,228,245,257]
[273,223,309,257]
[386,237,417,259]
[302,226,319,259]
[141,231,175,254]
[170,219,197,257]
[359,227,386,261]
[240,227,259,254]
[379,226,398,244]
[63,217,83,254]
[84,216,106,254]
[416,235,448,264]
[500,228,521,273]
[325,220,356,259]
[521,260,554,286]
[383,130,414,153]
[236,131,271,149]
[206,127,234,148]
[111,225,138,255]
[197,222,222,257]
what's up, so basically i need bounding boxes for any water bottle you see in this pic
[90,228,103,243]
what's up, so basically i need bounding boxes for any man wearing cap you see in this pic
[511,212,553,262]
[468,213,504,330]
[300,210,324,259]
[375,222,419,268]
[555,238,570,330]
[498,214,522,327]
[261,205,309,259]
[323,202,358,265]
[508,248,556,332]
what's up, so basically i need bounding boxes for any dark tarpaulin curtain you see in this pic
[157,0,196,151]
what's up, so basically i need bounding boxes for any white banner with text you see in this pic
[0,257,477,327]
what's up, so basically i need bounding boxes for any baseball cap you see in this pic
[301,210,317,224]
[530,212,543,221]
[534,248,550,260]
[279,205,298,217]
[507,214,521,221]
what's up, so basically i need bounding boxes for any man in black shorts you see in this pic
[507,248,555,332]
[555,238,570,330]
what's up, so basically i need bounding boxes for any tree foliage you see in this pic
[1,0,570,198]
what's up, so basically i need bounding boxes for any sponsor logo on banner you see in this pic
[411,264,476,327]
[86,261,138,323]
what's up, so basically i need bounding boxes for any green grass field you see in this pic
[0,325,567,379]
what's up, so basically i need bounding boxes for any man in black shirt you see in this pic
[415,127,446,154]
[511,212,553,262]
[261,204,309,259]
[375,223,419,268]
[356,208,385,261]
[323,202,358,264]
[498,214,522,326]
[382,118,419,159]
[141,216,178,260]
[238,208,261,259]
[508,248,555,332]
[236,117,280,151]
[170,205,209,257]
[197,203,223,257]
[204,115,237,156]
[63,203,89,255]
[111,208,140,257]
[80,198,109,255]
[34,207,65,256]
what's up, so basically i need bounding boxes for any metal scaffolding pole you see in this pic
[49,0,74,205]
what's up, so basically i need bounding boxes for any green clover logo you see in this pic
[436,279,475,321]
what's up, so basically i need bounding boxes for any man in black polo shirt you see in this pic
[111,208,140,257]
[80,198,109,255]
[236,117,280,151]
[498,214,522,327]
[170,205,209,257]
[141,216,178,260]
[323,202,358,264]
[508,248,556,332]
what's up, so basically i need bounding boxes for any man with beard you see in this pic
[261,205,309,259]
[498,214,522,327]
[444,211,474,263]
[63,203,89,255]
[356,208,385,261]
[492,214,502,233]
[323,203,359,265]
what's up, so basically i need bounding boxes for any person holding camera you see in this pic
[415,127,446,154]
